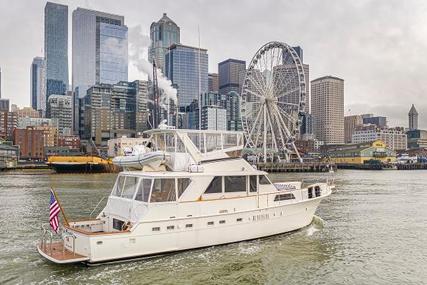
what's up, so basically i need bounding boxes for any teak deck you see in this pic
[39,241,86,261]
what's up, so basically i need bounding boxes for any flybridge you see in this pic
[145,129,244,164]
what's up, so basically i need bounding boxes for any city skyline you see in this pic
[0,0,426,128]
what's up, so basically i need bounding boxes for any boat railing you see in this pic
[40,223,77,256]
[90,196,108,218]
[301,177,335,188]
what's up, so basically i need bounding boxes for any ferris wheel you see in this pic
[241,41,306,162]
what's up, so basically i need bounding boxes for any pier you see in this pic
[256,162,335,172]
[396,163,427,170]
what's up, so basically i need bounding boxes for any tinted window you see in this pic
[205,176,222,194]
[121,176,139,199]
[151,179,176,202]
[259,175,271,185]
[135,178,152,202]
[113,218,124,231]
[274,193,295,201]
[224,176,246,192]
[177,178,191,198]
[250,176,257,192]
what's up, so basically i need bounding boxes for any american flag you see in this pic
[49,189,60,233]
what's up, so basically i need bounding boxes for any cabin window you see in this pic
[259,175,271,185]
[177,178,191,198]
[165,133,175,152]
[308,187,313,199]
[207,221,214,226]
[151,178,176,202]
[219,220,226,224]
[274,193,295,201]
[113,218,125,231]
[152,227,160,232]
[167,225,175,230]
[186,224,193,228]
[121,176,139,199]
[250,176,257,192]
[315,186,321,197]
[113,175,126,196]
[205,176,222,194]
[135,178,152,202]
[237,218,243,222]
[224,176,246,192]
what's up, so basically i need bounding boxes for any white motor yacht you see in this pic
[37,129,333,265]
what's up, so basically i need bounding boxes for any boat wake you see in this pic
[305,215,324,236]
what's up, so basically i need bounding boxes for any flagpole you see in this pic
[51,188,70,227]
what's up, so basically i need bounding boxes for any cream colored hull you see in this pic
[70,196,324,264]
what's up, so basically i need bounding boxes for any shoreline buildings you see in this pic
[45,2,68,97]
[149,13,180,73]
[311,76,344,145]
[30,57,46,115]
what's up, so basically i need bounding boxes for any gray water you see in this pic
[0,170,426,285]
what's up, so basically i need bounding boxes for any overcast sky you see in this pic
[0,0,426,128]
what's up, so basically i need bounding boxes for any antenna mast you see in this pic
[198,25,201,130]
[152,58,160,128]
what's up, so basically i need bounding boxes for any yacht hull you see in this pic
[79,196,324,265]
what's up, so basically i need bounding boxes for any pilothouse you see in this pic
[37,129,333,265]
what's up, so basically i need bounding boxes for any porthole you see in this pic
[186,224,193,228]
[207,221,214,226]
[167,225,175,230]
[152,227,160,231]
[236,218,242,222]
[219,220,225,224]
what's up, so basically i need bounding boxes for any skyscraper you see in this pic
[208,73,219,92]
[30,57,46,114]
[44,2,68,97]
[408,104,418,130]
[165,44,208,108]
[311,76,344,144]
[72,8,128,98]
[344,115,363,143]
[149,13,180,73]
[218,59,246,96]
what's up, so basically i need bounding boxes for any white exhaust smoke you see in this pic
[128,26,178,109]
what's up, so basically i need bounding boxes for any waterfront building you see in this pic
[362,115,387,128]
[300,113,314,140]
[408,104,418,130]
[13,127,45,160]
[165,44,208,108]
[83,80,149,146]
[58,135,80,150]
[0,99,9,112]
[326,140,396,164]
[45,2,68,97]
[208,73,219,92]
[107,137,148,157]
[406,129,427,149]
[47,95,73,135]
[72,7,128,98]
[14,107,40,120]
[311,76,344,144]
[218,59,246,96]
[0,143,19,169]
[30,57,46,114]
[17,117,57,129]
[352,125,407,151]
[149,13,180,73]
[0,111,18,140]
[201,106,227,131]
[344,115,363,143]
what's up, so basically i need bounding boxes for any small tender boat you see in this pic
[112,151,165,170]
[37,129,333,265]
